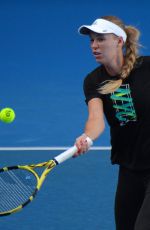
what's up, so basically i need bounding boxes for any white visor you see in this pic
[78,18,127,42]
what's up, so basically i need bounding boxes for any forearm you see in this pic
[84,117,105,141]
[74,98,104,156]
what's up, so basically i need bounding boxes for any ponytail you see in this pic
[99,16,141,94]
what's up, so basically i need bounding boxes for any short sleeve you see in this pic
[83,72,103,104]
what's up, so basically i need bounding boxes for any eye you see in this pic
[97,37,105,42]
[90,38,94,42]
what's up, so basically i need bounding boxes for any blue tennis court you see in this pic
[0,149,118,230]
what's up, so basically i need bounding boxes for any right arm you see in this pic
[74,97,105,156]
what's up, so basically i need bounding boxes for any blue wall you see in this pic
[0,0,149,146]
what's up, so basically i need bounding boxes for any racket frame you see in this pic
[0,137,93,216]
[0,160,57,216]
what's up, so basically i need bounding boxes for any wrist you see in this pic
[82,133,93,146]
[82,133,93,141]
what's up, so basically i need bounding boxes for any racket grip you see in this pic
[54,137,93,164]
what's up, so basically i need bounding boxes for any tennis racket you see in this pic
[0,137,93,216]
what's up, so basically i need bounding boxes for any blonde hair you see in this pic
[99,16,141,94]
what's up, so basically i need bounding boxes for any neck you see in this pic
[104,54,124,76]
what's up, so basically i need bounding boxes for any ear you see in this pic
[117,37,124,47]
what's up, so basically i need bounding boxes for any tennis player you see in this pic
[75,15,150,230]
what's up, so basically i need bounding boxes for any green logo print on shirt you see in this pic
[110,84,137,126]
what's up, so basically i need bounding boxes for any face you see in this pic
[89,32,123,65]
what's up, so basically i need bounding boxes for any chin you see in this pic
[95,58,103,64]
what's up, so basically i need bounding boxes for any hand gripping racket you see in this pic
[0,137,93,216]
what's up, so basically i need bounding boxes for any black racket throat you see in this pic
[53,159,59,165]
[0,166,19,172]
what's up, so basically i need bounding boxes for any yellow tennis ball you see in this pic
[0,108,16,123]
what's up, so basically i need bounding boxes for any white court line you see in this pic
[0,146,111,151]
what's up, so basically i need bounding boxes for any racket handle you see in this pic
[54,137,93,164]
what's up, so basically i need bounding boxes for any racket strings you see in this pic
[0,169,37,212]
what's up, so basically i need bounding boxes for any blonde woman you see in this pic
[75,16,150,230]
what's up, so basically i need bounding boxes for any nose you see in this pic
[91,39,99,50]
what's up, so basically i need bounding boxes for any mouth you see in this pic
[93,52,102,57]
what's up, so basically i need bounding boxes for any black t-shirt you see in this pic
[84,56,150,170]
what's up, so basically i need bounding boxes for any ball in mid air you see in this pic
[0,108,16,123]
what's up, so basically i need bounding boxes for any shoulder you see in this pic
[85,65,102,80]
[83,66,104,103]
[135,56,150,68]
[84,65,103,87]
[128,56,150,84]
[142,56,150,63]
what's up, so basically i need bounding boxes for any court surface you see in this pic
[0,149,118,230]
